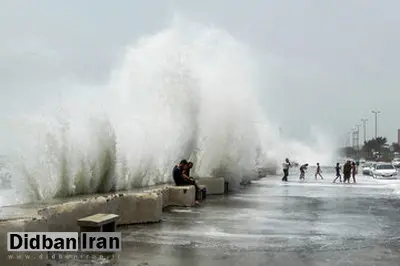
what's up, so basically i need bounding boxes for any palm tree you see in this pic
[362,137,387,159]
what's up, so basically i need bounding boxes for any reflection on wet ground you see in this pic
[119,174,400,266]
[67,174,400,266]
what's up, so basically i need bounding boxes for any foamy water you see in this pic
[0,16,336,206]
[253,173,400,197]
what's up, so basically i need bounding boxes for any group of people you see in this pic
[282,159,324,182]
[333,160,358,183]
[282,159,358,183]
[172,159,202,204]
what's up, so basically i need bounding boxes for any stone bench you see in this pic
[77,213,119,232]
[74,213,119,263]
[167,186,196,207]
[196,177,227,195]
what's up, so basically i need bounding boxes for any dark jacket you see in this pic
[173,165,184,185]
[343,162,352,175]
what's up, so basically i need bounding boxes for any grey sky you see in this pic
[1,0,399,145]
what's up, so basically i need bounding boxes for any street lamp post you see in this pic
[371,110,380,139]
[346,130,352,147]
[351,130,356,149]
[355,124,361,150]
[361,118,368,143]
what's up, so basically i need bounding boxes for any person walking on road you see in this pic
[351,161,357,183]
[315,162,324,180]
[343,160,352,183]
[333,162,342,183]
[282,158,291,182]
[299,163,308,180]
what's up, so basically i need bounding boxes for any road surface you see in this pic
[117,173,400,266]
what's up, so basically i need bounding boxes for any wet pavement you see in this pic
[118,173,400,266]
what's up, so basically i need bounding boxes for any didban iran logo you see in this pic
[7,232,122,252]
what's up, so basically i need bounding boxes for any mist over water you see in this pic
[0,17,335,206]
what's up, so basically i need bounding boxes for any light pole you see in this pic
[361,118,367,143]
[349,129,353,148]
[355,124,361,150]
[345,130,351,147]
[371,110,380,139]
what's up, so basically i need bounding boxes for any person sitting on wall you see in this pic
[184,161,204,201]
[183,162,199,184]
[173,160,201,203]
[184,162,194,178]
[172,159,188,185]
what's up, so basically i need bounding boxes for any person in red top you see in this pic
[351,161,357,183]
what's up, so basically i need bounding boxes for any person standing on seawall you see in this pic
[282,158,291,182]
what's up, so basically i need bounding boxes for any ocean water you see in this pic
[0,16,336,206]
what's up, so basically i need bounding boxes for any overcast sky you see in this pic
[1,0,399,145]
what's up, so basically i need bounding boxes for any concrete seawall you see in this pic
[0,177,232,265]
[196,177,226,195]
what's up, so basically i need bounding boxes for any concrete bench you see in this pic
[77,213,119,232]
[196,177,227,195]
[167,186,196,207]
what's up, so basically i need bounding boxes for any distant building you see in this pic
[398,129,400,145]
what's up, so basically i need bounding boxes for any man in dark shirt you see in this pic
[173,160,188,185]
[343,160,352,183]
[282,158,290,182]
[333,162,342,183]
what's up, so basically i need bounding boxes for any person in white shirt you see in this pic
[282,158,291,182]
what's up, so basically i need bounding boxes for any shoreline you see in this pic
[0,176,235,265]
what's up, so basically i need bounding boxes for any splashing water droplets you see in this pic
[0,18,334,205]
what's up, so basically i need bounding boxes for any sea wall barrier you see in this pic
[0,177,230,265]
[196,177,227,195]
